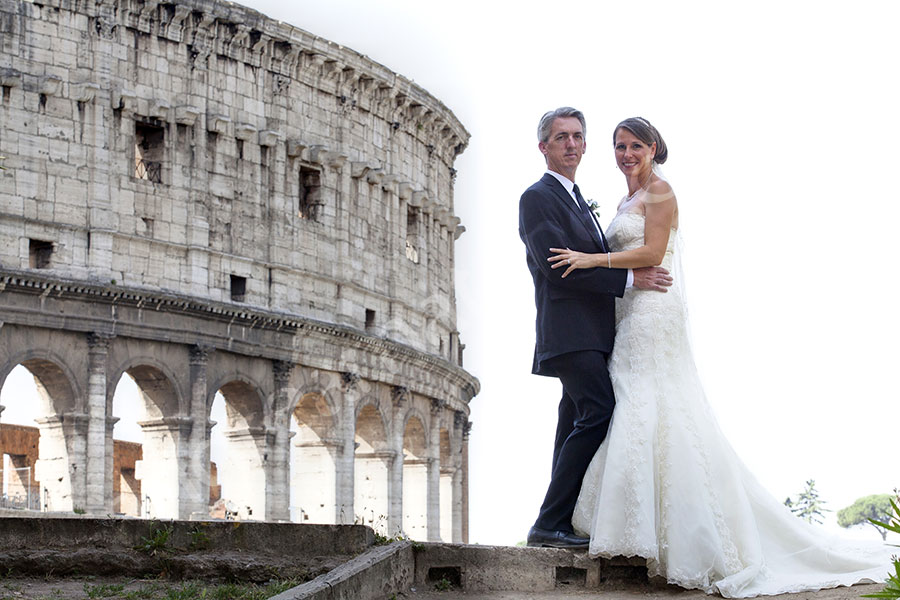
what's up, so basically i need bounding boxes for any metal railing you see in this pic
[134,158,162,183]
[0,466,40,510]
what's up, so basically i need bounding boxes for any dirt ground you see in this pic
[401,582,884,600]
[0,575,885,600]
[0,575,300,599]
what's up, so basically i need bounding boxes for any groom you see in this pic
[519,107,671,548]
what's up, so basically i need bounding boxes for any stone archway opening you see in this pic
[402,416,429,540]
[115,365,181,519]
[439,427,454,542]
[1,361,77,513]
[210,381,266,521]
[110,373,143,517]
[289,392,337,524]
[354,403,390,533]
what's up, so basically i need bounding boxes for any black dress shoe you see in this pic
[526,526,590,549]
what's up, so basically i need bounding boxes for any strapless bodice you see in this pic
[606,211,677,270]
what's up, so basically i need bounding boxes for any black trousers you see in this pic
[534,350,616,533]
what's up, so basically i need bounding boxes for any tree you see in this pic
[838,494,895,541]
[861,491,900,599]
[784,479,830,525]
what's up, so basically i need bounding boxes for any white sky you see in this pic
[2,0,898,545]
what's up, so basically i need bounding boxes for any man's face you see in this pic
[539,117,586,179]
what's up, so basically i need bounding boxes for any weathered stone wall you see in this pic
[0,0,468,360]
[0,423,41,504]
[0,0,477,541]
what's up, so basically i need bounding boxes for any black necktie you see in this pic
[573,184,607,252]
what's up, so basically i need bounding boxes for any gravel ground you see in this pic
[0,575,883,599]
[401,582,883,600]
[0,576,300,599]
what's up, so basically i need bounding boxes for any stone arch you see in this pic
[0,353,81,513]
[354,396,391,448]
[354,397,391,532]
[107,361,184,519]
[2,349,82,415]
[107,358,184,420]
[290,388,339,524]
[206,373,270,428]
[210,377,268,521]
[402,414,429,539]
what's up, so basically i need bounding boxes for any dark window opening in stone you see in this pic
[236,139,244,160]
[260,146,268,168]
[299,166,321,221]
[365,309,375,332]
[230,275,246,303]
[555,566,586,588]
[134,119,165,183]
[28,239,53,269]
[207,131,218,168]
[427,566,461,589]
[2,86,10,104]
[176,123,191,146]
[406,206,419,263]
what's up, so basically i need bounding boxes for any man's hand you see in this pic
[633,266,673,292]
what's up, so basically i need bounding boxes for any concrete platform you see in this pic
[0,517,889,600]
[402,585,881,599]
[273,540,887,600]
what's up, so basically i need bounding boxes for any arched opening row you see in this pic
[1,362,465,541]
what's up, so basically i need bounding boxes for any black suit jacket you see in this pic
[519,173,628,376]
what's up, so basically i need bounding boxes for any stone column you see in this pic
[426,398,444,541]
[86,38,115,280]
[335,372,359,524]
[265,360,293,522]
[184,345,212,519]
[105,416,118,513]
[462,417,472,543]
[136,416,193,519]
[33,412,88,512]
[389,386,409,536]
[85,332,113,514]
[452,410,467,543]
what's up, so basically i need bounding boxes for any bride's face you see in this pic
[614,128,656,179]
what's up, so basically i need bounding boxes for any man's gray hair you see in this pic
[537,107,586,143]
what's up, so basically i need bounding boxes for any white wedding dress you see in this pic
[572,211,894,597]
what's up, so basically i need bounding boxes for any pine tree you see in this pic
[786,479,830,525]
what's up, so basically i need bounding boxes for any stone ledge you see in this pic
[0,516,373,557]
[270,540,413,600]
[0,268,480,401]
[0,517,374,582]
[412,543,647,593]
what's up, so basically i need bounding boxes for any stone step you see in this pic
[0,515,372,581]
[273,540,885,600]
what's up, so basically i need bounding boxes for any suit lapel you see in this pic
[542,174,605,249]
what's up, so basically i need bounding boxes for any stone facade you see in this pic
[0,0,477,542]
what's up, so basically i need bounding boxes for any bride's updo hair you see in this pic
[613,117,668,165]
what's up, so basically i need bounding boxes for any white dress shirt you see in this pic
[546,170,634,288]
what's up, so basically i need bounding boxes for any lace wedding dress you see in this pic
[571,211,893,597]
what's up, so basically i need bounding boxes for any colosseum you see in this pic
[0,0,478,542]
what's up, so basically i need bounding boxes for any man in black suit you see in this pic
[519,107,671,548]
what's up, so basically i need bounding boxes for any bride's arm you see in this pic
[549,181,676,276]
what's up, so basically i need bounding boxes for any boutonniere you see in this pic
[587,199,601,220]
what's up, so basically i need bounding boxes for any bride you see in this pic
[547,117,894,597]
